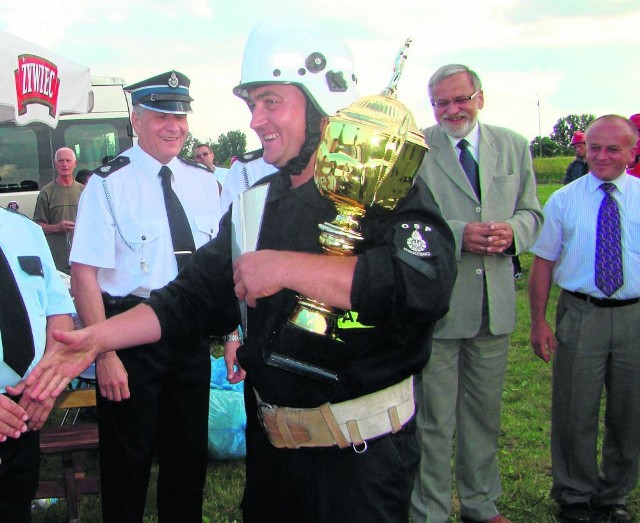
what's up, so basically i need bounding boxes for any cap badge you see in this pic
[168,72,179,88]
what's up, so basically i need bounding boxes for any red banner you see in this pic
[14,54,60,117]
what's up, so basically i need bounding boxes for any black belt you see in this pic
[567,290,639,308]
[102,292,145,316]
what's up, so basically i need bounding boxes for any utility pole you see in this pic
[537,94,542,157]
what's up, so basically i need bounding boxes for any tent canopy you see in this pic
[0,30,93,128]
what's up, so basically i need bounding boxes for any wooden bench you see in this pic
[35,388,100,523]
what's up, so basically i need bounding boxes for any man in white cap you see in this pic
[68,70,222,523]
[27,22,456,522]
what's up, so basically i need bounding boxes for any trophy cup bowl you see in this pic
[287,91,428,339]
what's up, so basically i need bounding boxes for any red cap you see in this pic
[570,131,586,146]
[630,113,640,129]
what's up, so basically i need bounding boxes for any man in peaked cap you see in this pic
[68,70,222,523]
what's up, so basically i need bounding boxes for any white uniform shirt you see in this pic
[220,157,277,212]
[0,209,75,390]
[70,144,222,298]
[531,172,640,300]
[213,166,230,187]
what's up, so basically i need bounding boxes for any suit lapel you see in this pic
[429,127,478,202]
[478,123,498,199]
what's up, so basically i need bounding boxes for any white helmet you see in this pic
[233,19,359,117]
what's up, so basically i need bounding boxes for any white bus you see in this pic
[0,76,134,218]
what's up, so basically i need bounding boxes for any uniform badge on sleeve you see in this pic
[393,222,439,279]
[401,223,432,258]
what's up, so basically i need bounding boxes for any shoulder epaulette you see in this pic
[237,149,264,163]
[1,205,30,220]
[178,156,212,172]
[94,156,130,178]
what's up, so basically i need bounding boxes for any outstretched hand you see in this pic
[25,328,100,402]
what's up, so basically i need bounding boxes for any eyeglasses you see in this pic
[431,90,480,109]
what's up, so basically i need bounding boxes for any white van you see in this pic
[0,76,134,218]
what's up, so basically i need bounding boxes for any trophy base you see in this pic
[288,296,343,340]
[264,353,339,384]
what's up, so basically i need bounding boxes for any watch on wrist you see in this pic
[223,333,242,343]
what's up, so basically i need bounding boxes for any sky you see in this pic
[2,0,639,151]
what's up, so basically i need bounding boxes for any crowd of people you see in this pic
[1,17,639,523]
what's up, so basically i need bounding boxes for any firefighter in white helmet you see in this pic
[25,18,456,522]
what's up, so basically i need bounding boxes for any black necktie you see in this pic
[0,246,36,377]
[159,166,196,271]
[458,139,480,198]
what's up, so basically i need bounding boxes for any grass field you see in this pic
[33,183,640,522]
[533,157,572,184]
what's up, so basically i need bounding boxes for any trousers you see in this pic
[551,291,640,506]
[242,382,419,523]
[96,334,210,523]
[411,328,510,522]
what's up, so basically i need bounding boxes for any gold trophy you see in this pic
[288,38,428,339]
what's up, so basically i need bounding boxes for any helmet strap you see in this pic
[279,96,323,178]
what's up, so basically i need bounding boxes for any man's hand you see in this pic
[234,250,355,310]
[18,391,55,431]
[528,256,558,363]
[530,319,557,363]
[224,338,246,384]
[462,221,514,255]
[96,353,130,401]
[233,250,286,307]
[57,220,76,233]
[37,220,76,235]
[0,393,28,441]
[25,328,100,402]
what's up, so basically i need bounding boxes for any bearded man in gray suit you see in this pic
[410,64,543,523]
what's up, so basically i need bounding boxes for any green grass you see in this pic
[533,156,572,184]
[33,184,640,522]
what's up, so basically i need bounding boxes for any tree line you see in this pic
[180,114,597,163]
[530,113,595,158]
[180,129,248,167]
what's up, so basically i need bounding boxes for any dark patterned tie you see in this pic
[595,182,623,296]
[159,166,196,272]
[458,139,480,198]
[0,246,36,376]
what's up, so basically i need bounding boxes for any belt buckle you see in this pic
[256,401,274,431]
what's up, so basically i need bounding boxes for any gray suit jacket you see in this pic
[418,123,542,338]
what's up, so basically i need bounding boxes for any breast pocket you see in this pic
[493,174,517,185]
[120,219,165,275]
[17,255,48,308]
[193,213,220,244]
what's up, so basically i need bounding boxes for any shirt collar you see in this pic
[587,171,629,194]
[443,121,480,154]
[131,144,181,184]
